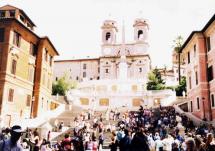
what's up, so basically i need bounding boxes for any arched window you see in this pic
[106,32,111,41]
[138,30,143,39]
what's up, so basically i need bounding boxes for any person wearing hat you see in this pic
[0,125,24,151]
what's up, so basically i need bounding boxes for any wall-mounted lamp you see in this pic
[10,46,19,55]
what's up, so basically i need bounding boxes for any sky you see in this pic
[1,0,215,68]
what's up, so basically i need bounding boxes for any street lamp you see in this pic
[30,96,35,118]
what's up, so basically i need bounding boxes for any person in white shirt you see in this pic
[162,135,174,151]
[155,138,163,151]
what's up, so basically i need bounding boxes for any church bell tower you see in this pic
[133,18,149,43]
[101,20,118,45]
[101,20,118,56]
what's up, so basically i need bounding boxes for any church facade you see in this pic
[54,19,176,110]
[54,19,151,82]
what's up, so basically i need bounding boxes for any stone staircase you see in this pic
[44,102,132,150]
[48,105,120,149]
[48,105,84,140]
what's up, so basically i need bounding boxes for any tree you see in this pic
[173,35,184,84]
[52,74,77,95]
[147,68,166,90]
[175,76,186,96]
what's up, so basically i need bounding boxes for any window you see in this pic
[98,67,100,73]
[0,28,5,42]
[26,95,31,107]
[83,72,86,78]
[41,98,44,108]
[106,32,111,41]
[29,43,37,56]
[55,77,58,81]
[9,11,15,17]
[195,71,198,85]
[139,68,142,72]
[44,49,48,61]
[46,51,48,62]
[211,94,215,108]
[105,69,109,73]
[50,56,53,66]
[28,66,34,82]
[83,64,87,69]
[138,30,143,39]
[42,73,46,85]
[189,76,192,89]
[207,66,213,82]
[0,11,5,17]
[47,78,50,89]
[206,37,211,52]
[11,59,17,75]
[187,51,190,64]
[194,44,196,57]
[76,76,79,80]
[190,101,193,112]
[197,97,200,110]
[8,88,14,102]
[13,31,20,47]
[106,62,108,65]
[20,15,25,22]
[27,23,32,28]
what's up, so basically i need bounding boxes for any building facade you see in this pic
[54,19,151,82]
[54,19,176,110]
[54,58,100,82]
[0,5,59,126]
[180,14,215,121]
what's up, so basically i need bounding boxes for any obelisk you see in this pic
[118,21,128,80]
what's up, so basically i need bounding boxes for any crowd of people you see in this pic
[0,105,215,151]
[109,106,215,151]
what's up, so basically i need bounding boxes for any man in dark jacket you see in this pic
[119,129,131,151]
[130,129,150,151]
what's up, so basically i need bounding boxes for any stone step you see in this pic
[51,127,74,141]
